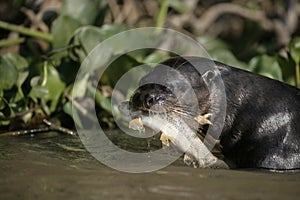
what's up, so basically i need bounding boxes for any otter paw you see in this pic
[129,118,145,133]
[183,154,198,168]
[198,156,218,168]
[194,113,212,126]
[160,132,175,147]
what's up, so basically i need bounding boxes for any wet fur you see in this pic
[135,57,300,170]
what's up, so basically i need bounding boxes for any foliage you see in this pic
[0,0,299,130]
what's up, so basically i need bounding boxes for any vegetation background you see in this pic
[0,0,299,133]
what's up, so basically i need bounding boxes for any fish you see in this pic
[128,113,219,168]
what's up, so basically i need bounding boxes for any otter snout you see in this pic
[130,84,175,112]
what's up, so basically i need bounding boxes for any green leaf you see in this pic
[44,65,66,111]
[69,25,127,62]
[198,36,247,69]
[0,118,10,126]
[63,101,83,128]
[87,84,112,114]
[209,49,247,69]
[0,55,19,90]
[61,0,100,25]
[72,73,89,99]
[277,55,296,85]
[69,26,104,62]
[95,90,112,113]
[289,37,300,87]
[29,86,49,101]
[143,51,169,64]
[3,53,28,70]
[289,37,300,64]
[0,56,28,119]
[249,55,283,81]
[30,76,41,87]
[51,15,82,48]
[100,54,141,87]
[0,53,29,101]
[198,36,228,51]
[28,64,65,111]
[0,90,4,110]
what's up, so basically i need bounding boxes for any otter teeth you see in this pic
[194,113,212,125]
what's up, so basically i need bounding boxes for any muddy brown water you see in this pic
[1,130,300,200]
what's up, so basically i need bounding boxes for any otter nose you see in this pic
[145,94,164,108]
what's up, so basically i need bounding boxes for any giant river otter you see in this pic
[120,56,300,170]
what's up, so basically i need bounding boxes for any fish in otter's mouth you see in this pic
[118,83,219,168]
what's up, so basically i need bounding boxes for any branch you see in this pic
[195,3,273,33]
[155,0,169,28]
[0,127,51,137]
[21,7,49,33]
[42,119,76,136]
[0,20,52,42]
[106,0,124,23]
[285,0,298,33]
[0,107,36,121]
[0,37,25,48]
[0,119,76,137]
[195,1,299,46]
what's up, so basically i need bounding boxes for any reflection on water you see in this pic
[1,130,300,200]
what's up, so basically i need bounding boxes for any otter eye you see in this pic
[165,84,174,92]
[145,94,156,107]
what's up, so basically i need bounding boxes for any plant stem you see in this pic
[0,20,52,42]
[43,119,76,136]
[156,0,169,28]
[0,38,25,47]
[0,119,76,137]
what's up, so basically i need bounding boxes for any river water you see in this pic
[1,131,300,200]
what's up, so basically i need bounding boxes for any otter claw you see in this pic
[184,153,218,168]
[194,113,212,125]
[183,154,198,168]
[198,156,218,168]
[129,118,145,133]
[160,132,175,147]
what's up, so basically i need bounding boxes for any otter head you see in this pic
[120,57,212,122]
[129,83,177,114]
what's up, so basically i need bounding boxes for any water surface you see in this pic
[1,131,299,200]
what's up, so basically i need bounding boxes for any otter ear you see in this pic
[202,70,218,84]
